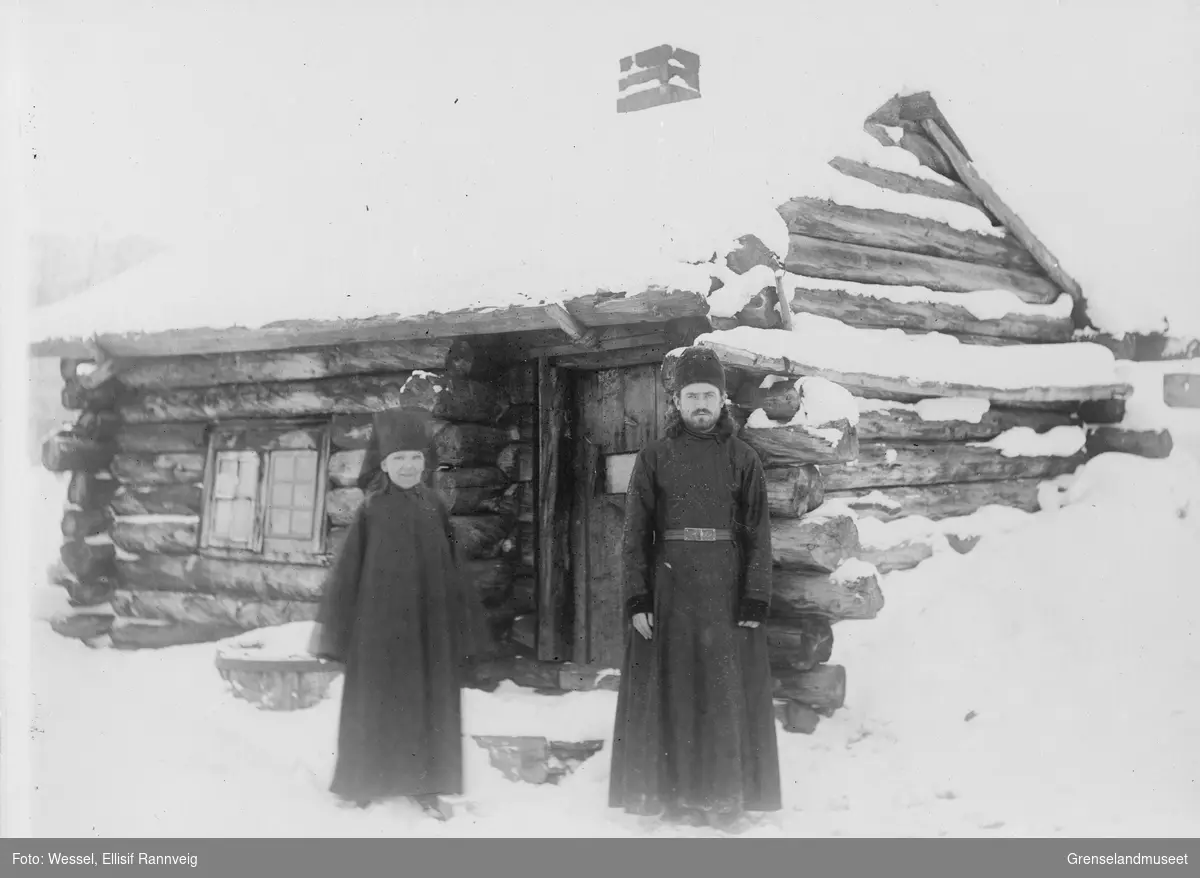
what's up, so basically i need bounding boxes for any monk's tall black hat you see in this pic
[374,408,432,458]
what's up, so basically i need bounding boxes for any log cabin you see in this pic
[33,91,1159,732]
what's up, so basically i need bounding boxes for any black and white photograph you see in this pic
[2,0,1198,842]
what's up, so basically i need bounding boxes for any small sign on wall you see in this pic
[617,44,700,114]
[604,452,639,494]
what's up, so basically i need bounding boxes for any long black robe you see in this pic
[608,410,781,817]
[312,479,491,802]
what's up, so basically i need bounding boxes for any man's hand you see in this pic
[632,613,654,640]
[737,620,760,629]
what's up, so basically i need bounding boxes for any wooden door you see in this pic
[570,364,667,667]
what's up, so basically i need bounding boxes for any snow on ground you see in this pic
[698,315,1121,391]
[27,418,1200,836]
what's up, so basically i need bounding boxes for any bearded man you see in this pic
[608,346,781,832]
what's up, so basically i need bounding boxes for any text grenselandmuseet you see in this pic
[1068,853,1189,865]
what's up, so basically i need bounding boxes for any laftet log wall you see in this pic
[43,342,535,651]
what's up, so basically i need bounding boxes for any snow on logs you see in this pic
[828,480,1044,522]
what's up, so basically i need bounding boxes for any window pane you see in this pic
[273,454,295,481]
[230,500,255,543]
[271,480,294,508]
[212,500,234,538]
[290,510,313,536]
[294,452,317,482]
[235,457,260,498]
[269,507,292,537]
[292,482,316,511]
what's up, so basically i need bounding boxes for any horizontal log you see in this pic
[1164,372,1200,409]
[433,467,512,514]
[828,156,984,209]
[504,362,538,407]
[116,340,454,390]
[821,442,1085,491]
[854,404,1075,442]
[110,483,203,516]
[115,554,328,602]
[328,450,367,488]
[859,540,936,574]
[773,664,846,716]
[706,340,1132,408]
[766,617,834,671]
[111,516,200,555]
[771,564,884,621]
[783,234,1059,305]
[827,479,1045,521]
[771,509,861,572]
[1085,426,1174,460]
[67,472,117,510]
[42,432,113,473]
[325,487,363,527]
[786,284,1073,344]
[778,197,1040,273]
[61,539,117,582]
[65,578,118,608]
[114,423,208,454]
[110,617,245,649]
[50,611,115,642]
[451,515,514,560]
[1076,398,1126,424]
[62,507,109,541]
[764,465,825,518]
[119,374,423,424]
[110,589,318,631]
[739,419,859,467]
[463,558,516,606]
[734,382,800,420]
[111,453,206,485]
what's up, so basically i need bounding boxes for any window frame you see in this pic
[199,418,332,565]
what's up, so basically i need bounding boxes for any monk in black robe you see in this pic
[608,346,781,832]
[310,408,491,819]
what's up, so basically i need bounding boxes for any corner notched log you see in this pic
[111,516,200,555]
[764,465,825,518]
[776,700,822,734]
[325,487,365,527]
[739,420,859,467]
[827,479,1045,521]
[62,507,110,541]
[42,432,114,473]
[771,564,884,621]
[61,539,117,582]
[773,664,846,716]
[115,555,328,602]
[67,472,118,510]
[1085,426,1174,460]
[396,372,511,424]
[783,234,1060,305]
[111,453,207,485]
[766,616,834,671]
[433,467,511,514]
[770,510,861,573]
[110,483,204,516]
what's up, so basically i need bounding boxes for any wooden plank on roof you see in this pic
[778,197,1038,273]
[920,118,1086,307]
[783,234,1061,304]
[699,338,1134,408]
[30,287,711,360]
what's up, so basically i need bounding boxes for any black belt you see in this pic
[660,528,734,542]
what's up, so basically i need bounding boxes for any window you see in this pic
[201,421,331,561]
